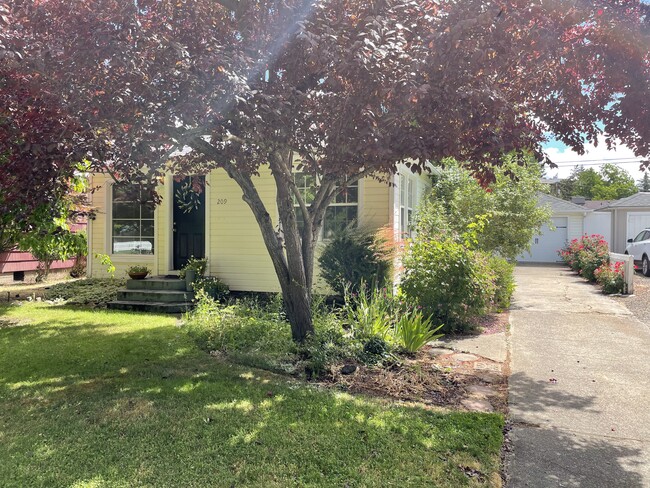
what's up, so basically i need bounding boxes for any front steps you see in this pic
[108,277,194,313]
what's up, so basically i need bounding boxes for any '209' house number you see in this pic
[216,198,228,205]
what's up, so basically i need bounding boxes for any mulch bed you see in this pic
[318,312,510,413]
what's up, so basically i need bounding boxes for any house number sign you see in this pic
[216,198,228,205]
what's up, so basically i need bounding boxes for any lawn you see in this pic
[0,303,504,487]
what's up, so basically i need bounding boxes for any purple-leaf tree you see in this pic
[2,0,648,340]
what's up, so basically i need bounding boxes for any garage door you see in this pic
[518,217,568,263]
[626,212,650,243]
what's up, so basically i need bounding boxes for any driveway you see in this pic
[507,264,650,487]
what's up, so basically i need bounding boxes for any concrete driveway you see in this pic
[508,265,650,487]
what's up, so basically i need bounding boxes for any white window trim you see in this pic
[106,181,156,258]
[292,172,362,241]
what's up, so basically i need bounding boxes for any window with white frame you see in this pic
[399,174,416,238]
[293,172,358,239]
[111,184,155,254]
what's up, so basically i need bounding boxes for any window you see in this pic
[111,184,155,254]
[399,175,419,238]
[399,174,415,238]
[293,172,358,239]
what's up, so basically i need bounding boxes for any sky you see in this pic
[542,136,647,182]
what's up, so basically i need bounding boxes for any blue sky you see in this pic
[542,136,646,181]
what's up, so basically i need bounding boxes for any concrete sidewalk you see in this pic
[508,265,650,487]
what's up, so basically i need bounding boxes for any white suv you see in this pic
[625,228,650,276]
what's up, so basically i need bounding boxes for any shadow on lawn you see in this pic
[0,303,505,487]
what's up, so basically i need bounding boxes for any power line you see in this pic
[549,156,645,163]
[550,160,646,167]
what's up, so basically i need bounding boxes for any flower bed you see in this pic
[559,234,610,282]
[560,234,627,294]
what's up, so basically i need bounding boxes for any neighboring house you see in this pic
[0,221,87,284]
[87,165,432,292]
[582,200,613,211]
[518,193,612,263]
[0,251,77,284]
[595,192,650,253]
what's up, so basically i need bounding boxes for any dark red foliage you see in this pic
[1,0,648,337]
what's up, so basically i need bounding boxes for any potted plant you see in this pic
[179,257,208,291]
[127,265,151,280]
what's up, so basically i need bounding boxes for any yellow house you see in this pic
[87,164,431,293]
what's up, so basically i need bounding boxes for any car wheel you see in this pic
[643,256,650,277]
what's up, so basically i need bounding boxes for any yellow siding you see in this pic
[207,168,281,292]
[89,168,397,293]
[359,178,391,231]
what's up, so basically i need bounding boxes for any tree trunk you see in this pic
[270,150,315,341]
[184,138,336,343]
[220,158,316,342]
[281,277,313,343]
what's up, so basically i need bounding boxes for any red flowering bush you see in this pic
[594,261,626,294]
[559,234,610,282]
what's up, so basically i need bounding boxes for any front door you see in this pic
[173,176,205,270]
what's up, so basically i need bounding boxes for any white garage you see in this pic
[521,217,569,263]
[595,193,650,253]
[518,193,609,263]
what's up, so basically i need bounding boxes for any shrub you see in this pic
[594,262,626,294]
[560,234,609,282]
[318,227,391,295]
[400,238,496,333]
[179,256,207,280]
[342,284,400,341]
[185,291,360,377]
[44,278,125,306]
[393,311,443,354]
[488,256,516,310]
[194,276,230,301]
[184,290,295,371]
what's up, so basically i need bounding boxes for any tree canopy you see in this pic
[2,0,649,340]
[416,155,551,260]
[558,164,638,200]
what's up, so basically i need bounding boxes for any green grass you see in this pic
[0,303,504,487]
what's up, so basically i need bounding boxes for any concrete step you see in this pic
[117,289,195,303]
[107,300,193,314]
[126,278,186,291]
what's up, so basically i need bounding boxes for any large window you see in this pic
[111,184,155,254]
[293,173,358,239]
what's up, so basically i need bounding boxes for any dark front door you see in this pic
[173,176,205,270]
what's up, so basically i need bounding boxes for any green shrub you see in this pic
[318,227,390,295]
[186,291,291,352]
[179,256,207,280]
[488,256,516,310]
[185,290,373,377]
[342,284,399,341]
[394,311,443,354]
[400,238,496,333]
[594,262,626,294]
[194,276,230,301]
[341,284,443,354]
[559,234,610,282]
[44,278,125,306]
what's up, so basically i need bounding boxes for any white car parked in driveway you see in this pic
[625,228,650,276]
